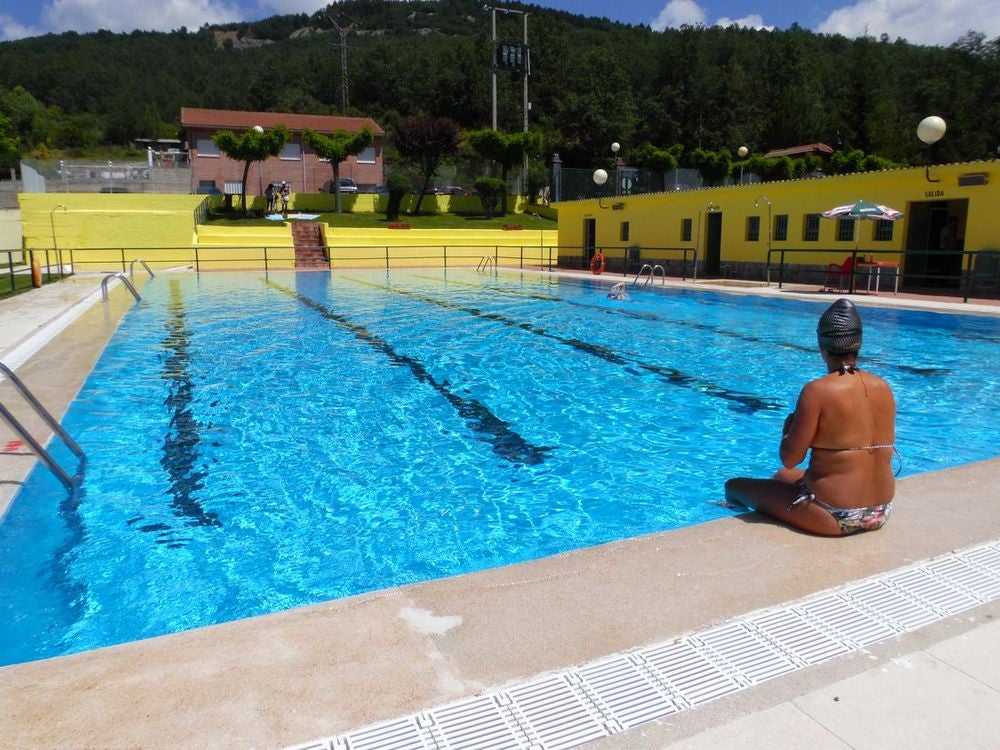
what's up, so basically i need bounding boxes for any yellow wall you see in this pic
[16,192,558,271]
[554,161,1000,268]
[324,227,558,268]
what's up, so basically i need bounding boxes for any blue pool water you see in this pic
[1,271,998,666]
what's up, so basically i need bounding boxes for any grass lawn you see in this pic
[207,210,555,230]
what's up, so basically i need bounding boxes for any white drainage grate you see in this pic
[288,540,1000,750]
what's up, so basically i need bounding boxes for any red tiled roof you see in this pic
[763,142,835,158]
[180,107,384,136]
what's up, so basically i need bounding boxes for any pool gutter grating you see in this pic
[288,540,1000,750]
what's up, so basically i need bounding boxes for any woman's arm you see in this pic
[779,383,821,469]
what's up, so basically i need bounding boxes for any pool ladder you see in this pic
[0,361,86,493]
[476,255,495,273]
[633,264,666,286]
[101,259,155,304]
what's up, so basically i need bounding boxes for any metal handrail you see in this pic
[651,264,667,285]
[128,258,156,280]
[101,272,141,303]
[632,264,654,286]
[0,361,86,491]
[476,255,495,272]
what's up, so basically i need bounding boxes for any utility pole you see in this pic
[328,14,357,114]
[487,6,530,189]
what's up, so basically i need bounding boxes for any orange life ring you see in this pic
[590,253,606,275]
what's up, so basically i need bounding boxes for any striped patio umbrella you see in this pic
[821,200,904,292]
[821,199,903,221]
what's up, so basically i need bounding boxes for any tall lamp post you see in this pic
[917,115,946,182]
[754,195,772,284]
[611,142,622,196]
[737,146,748,184]
[49,204,67,252]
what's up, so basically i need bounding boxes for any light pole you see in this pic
[755,195,772,284]
[611,141,622,196]
[917,115,946,182]
[737,146,748,184]
[49,204,67,252]
[693,201,718,282]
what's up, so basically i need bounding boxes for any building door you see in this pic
[705,212,723,277]
[904,199,968,288]
[583,218,596,268]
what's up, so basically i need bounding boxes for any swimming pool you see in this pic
[1,270,998,666]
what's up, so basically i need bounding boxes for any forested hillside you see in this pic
[0,0,997,173]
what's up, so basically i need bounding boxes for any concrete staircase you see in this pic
[291,222,328,269]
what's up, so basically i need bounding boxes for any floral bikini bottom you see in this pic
[791,483,893,536]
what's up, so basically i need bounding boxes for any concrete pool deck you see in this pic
[1,270,999,749]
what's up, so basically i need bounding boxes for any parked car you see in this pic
[441,185,471,196]
[323,177,358,193]
[194,184,222,195]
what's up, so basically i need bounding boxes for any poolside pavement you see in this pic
[1,270,998,750]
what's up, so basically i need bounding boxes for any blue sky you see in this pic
[0,0,996,46]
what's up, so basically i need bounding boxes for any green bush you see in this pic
[474,176,506,218]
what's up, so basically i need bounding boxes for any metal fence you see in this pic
[20,158,192,194]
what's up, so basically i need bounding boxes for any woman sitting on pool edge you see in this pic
[725,298,897,536]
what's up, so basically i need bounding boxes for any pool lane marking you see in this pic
[154,279,221,544]
[414,273,955,377]
[263,279,553,467]
[344,275,782,413]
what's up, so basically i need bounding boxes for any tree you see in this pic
[392,116,461,214]
[465,129,543,215]
[473,176,505,218]
[633,143,683,191]
[302,126,374,213]
[212,124,289,215]
[0,113,17,172]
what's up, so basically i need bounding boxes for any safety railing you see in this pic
[764,247,999,302]
[0,361,86,492]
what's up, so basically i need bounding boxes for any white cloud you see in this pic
[716,14,773,31]
[253,0,331,14]
[651,0,706,31]
[817,0,1000,46]
[652,3,774,33]
[41,0,247,34]
[0,13,41,41]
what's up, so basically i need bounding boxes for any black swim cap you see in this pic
[817,298,862,354]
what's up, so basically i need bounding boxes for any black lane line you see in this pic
[347,275,782,413]
[264,279,552,467]
[419,274,957,377]
[132,278,220,548]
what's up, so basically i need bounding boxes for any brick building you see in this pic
[180,107,385,195]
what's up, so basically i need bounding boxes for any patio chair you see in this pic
[824,256,855,292]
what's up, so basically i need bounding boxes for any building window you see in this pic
[874,219,894,241]
[196,138,220,158]
[620,221,630,242]
[280,143,302,161]
[682,218,692,242]
[357,145,376,164]
[774,214,788,241]
[746,215,760,242]
[803,213,821,242]
[837,218,855,242]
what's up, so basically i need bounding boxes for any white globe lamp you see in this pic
[737,146,748,158]
[593,168,608,186]
[916,116,946,145]
[253,125,264,133]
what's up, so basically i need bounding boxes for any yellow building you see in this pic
[554,161,1000,291]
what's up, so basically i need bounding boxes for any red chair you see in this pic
[824,256,855,292]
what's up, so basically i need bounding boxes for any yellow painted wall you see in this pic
[324,227,559,268]
[16,192,558,271]
[554,161,1000,268]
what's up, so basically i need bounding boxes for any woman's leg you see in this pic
[725,477,843,537]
